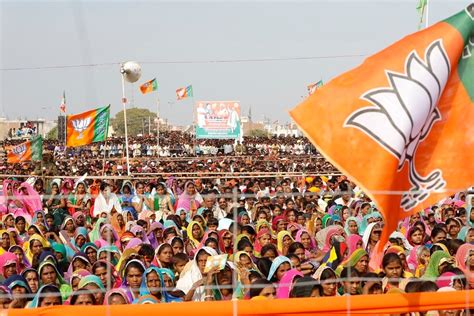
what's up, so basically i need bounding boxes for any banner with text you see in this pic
[195,101,241,139]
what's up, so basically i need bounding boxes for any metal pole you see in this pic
[425,0,429,28]
[121,69,131,176]
[157,98,160,151]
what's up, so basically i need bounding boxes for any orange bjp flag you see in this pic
[6,136,43,164]
[66,105,110,147]
[290,6,474,247]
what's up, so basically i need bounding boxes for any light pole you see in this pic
[120,61,142,176]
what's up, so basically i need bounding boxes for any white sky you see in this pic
[0,0,468,125]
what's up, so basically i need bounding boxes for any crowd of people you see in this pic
[0,133,337,177]
[0,172,472,314]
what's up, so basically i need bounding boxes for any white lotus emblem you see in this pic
[344,39,450,210]
[12,144,26,157]
[72,117,91,139]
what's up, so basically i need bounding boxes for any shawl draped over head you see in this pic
[104,288,130,305]
[317,225,344,253]
[176,181,202,211]
[275,269,303,299]
[455,243,474,288]
[0,252,19,278]
[276,231,294,254]
[186,221,204,249]
[23,233,50,263]
[253,229,272,257]
[267,255,291,281]
[175,247,217,302]
[29,285,61,308]
[423,251,451,280]
[344,216,359,236]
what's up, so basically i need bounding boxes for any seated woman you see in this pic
[29,285,62,308]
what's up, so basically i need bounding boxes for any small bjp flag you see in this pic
[290,5,474,248]
[66,105,110,147]
[176,85,193,100]
[139,78,158,94]
[7,135,43,163]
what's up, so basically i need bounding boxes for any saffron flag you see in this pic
[60,91,66,113]
[290,6,474,248]
[7,135,43,164]
[139,78,158,94]
[66,105,110,147]
[307,80,324,95]
[176,85,193,100]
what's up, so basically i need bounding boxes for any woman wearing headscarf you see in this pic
[254,229,273,258]
[139,266,163,301]
[455,243,474,288]
[65,252,91,280]
[362,223,382,256]
[185,221,204,256]
[336,248,369,276]
[81,243,98,265]
[0,229,16,255]
[14,182,41,217]
[130,225,150,245]
[104,288,130,305]
[45,180,68,227]
[276,268,303,299]
[147,222,164,249]
[23,233,49,264]
[176,182,202,214]
[95,224,120,249]
[295,229,317,259]
[92,260,122,290]
[267,255,292,282]
[9,245,30,272]
[423,250,451,280]
[4,274,31,308]
[120,259,146,302]
[38,260,72,301]
[67,181,91,215]
[97,245,121,267]
[78,274,106,305]
[276,231,294,256]
[157,268,183,302]
[88,217,107,243]
[0,252,19,280]
[69,269,91,291]
[28,284,62,308]
[31,210,47,228]
[176,247,218,301]
[344,216,360,236]
[111,212,127,238]
[218,229,233,255]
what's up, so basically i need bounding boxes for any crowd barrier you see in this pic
[6,290,474,316]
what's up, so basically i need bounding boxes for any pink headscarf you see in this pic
[16,182,42,216]
[455,243,474,288]
[176,181,201,211]
[346,234,363,256]
[0,252,19,278]
[276,269,303,299]
[322,226,344,253]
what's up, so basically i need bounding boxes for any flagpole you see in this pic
[425,0,429,28]
[102,138,107,176]
[120,70,131,176]
[156,96,160,155]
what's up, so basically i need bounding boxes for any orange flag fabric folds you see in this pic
[290,6,474,245]
[66,105,110,147]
